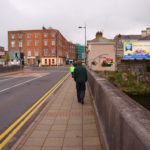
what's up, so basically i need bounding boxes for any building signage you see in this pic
[123,42,150,59]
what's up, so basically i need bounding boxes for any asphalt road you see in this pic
[0,67,69,134]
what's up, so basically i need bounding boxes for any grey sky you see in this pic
[0,0,150,49]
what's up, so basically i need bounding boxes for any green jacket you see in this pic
[70,66,75,73]
[74,66,87,82]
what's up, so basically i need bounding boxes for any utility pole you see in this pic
[78,24,87,64]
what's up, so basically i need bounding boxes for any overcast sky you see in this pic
[0,0,150,49]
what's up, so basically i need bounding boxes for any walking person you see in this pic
[74,60,87,104]
[69,64,75,78]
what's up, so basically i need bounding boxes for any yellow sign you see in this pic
[123,42,150,59]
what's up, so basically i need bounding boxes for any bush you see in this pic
[146,61,150,72]
[98,71,150,96]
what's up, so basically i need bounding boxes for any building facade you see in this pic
[114,28,150,72]
[87,32,116,71]
[114,28,150,59]
[66,42,76,64]
[8,28,74,66]
[0,46,5,66]
[76,44,85,62]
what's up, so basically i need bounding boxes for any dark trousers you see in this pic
[71,72,74,78]
[76,82,86,102]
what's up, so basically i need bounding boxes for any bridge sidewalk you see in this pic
[11,76,102,150]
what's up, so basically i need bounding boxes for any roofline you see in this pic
[8,28,58,33]
[87,41,115,45]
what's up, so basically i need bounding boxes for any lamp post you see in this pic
[115,34,121,70]
[78,24,86,64]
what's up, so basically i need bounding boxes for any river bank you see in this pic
[96,71,150,111]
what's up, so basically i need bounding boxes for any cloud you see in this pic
[0,0,150,48]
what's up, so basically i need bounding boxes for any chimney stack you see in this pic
[141,30,147,37]
[146,28,150,35]
[96,31,103,40]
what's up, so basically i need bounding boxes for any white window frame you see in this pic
[28,50,31,57]
[35,40,39,46]
[35,33,39,38]
[44,33,48,38]
[11,34,15,39]
[27,40,31,46]
[44,40,48,46]
[19,41,23,47]
[27,33,31,39]
[43,49,49,56]
[52,40,55,46]
[11,41,15,48]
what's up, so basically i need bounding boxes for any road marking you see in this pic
[0,75,45,93]
[9,72,48,77]
[0,73,70,149]
[0,77,18,83]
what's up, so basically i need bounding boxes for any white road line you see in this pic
[0,77,18,83]
[0,75,46,93]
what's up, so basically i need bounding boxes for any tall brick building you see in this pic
[8,28,76,66]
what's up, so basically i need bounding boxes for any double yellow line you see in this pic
[0,73,70,150]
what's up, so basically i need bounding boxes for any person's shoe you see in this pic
[78,99,81,103]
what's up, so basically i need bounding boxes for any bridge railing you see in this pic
[87,69,150,150]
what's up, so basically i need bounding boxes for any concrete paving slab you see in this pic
[10,76,102,150]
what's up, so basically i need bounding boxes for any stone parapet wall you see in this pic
[87,69,150,150]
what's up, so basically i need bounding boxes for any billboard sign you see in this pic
[123,42,150,59]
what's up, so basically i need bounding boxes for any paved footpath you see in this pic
[11,76,102,150]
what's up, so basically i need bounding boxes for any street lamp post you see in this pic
[115,34,121,70]
[78,25,86,64]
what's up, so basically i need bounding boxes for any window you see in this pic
[52,40,55,46]
[35,33,39,38]
[44,40,48,46]
[52,59,55,64]
[19,34,23,39]
[19,41,22,47]
[27,33,31,39]
[35,40,39,46]
[43,49,49,56]
[28,50,31,57]
[11,41,15,48]
[51,32,55,38]
[51,49,56,56]
[44,33,48,38]
[11,34,15,39]
[45,59,47,64]
[27,40,31,46]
